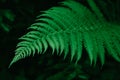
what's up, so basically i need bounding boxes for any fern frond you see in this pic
[9,0,120,67]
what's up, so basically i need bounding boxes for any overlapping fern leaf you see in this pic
[9,0,120,67]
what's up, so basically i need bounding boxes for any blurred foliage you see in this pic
[0,0,120,80]
[0,9,15,32]
[95,0,120,24]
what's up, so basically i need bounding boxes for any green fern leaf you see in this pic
[9,0,120,67]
